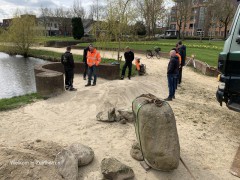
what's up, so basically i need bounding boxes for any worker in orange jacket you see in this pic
[135,58,141,71]
[85,44,101,86]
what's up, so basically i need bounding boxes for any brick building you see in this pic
[168,0,238,38]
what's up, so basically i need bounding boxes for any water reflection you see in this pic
[0,52,47,99]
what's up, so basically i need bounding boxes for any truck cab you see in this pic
[216,4,240,112]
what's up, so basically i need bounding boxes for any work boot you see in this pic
[83,76,86,80]
[65,86,69,90]
[85,83,91,87]
[120,76,124,80]
[128,76,131,80]
[92,82,96,86]
[164,97,172,101]
[69,87,77,91]
[173,95,175,99]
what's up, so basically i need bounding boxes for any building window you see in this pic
[171,17,176,22]
[171,9,176,14]
[170,24,176,30]
[54,23,57,28]
[189,24,194,29]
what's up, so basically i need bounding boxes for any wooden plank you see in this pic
[230,145,240,178]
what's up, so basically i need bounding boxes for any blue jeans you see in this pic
[167,74,177,98]
[88,65,97,84]
[174,73,179,90]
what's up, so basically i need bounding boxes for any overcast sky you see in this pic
[0,0,174,22]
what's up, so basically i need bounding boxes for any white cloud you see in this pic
[0,0,104,22]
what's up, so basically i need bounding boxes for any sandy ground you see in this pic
[0,47,239,180]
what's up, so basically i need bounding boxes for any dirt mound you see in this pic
[0,140,64,180]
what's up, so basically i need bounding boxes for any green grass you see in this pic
[0,93,42,111]
[79,39,224,67]
[35,36,77,44]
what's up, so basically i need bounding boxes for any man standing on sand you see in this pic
[121,46,134,80]
[85,44,101,87]
[172,48,181,90]
[61,46,76,91]
[165,50,179,101]
[82,45,90,80]
[177,41,186,85]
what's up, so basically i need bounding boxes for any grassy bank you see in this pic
[0,93,42,111]
[79,40,224,67]
[35,36,76,44]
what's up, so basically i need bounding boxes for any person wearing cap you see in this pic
[121,46,134,80]
[61,46,76,91]
[164,50,179,101]
[85,44,101,86]
[82,44,91,80]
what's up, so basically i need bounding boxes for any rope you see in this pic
[132,94,164,165]
[180,157,197,180]
[133,94,196,179]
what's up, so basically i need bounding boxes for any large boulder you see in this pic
[68,143,94,166]
[132,94,180,171]
[101,158,134,180]
[55,149,78,180]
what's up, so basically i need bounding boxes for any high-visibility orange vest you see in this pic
[176,53,181,65]
[87,49,101,67]
[135,59,140,71]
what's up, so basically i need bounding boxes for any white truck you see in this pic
[216,1,240,112]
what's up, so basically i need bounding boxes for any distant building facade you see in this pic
[168,0,238,38]
[1,14,94,37]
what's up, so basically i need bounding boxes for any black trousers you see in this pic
[178,67,183,84]
[65,69,74,88]
[121,63,132,78]
[83,63,88,78]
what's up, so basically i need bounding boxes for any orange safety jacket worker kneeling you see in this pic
[135,59,140,71]
[87,49,101,67]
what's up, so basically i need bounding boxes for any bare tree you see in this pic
[39,7,53,36]
[89,0,107,20]
[173,0,192,39]
[212,0,238,39]
[72,0,86,19]
[54,7,73,36]
[138,0,165,38]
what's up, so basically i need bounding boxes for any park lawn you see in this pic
[79,40,224,67]
[36,36,77,44]
[0,93,42,111]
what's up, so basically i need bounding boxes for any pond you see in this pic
[0,52,47,99]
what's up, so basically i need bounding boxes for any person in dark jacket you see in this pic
[177,41,186,85]
[121,46,134,80]
[165,50,179,101]
[83,45,90,80]
[61,46,76,91]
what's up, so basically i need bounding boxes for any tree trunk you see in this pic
[224,22,228,40]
